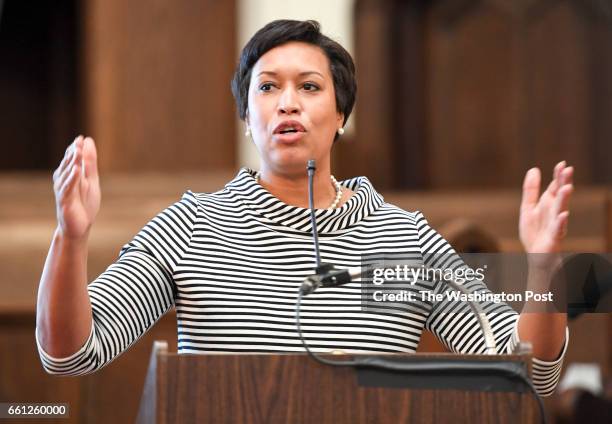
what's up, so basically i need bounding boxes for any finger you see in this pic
[53,148,75,186]
[82,137,99,179]
[552,183,573,217]
[546,161,566,197]
[58,161,82,202]
[53,135,82,181]
[553,160,565,181]
[56,143,83,192]
[554,211,570,240]
[560,166,573,186]
[54,148,78,193]
[521,167,541,212]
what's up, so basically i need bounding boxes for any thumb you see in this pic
[82,137,99,179]
[520,167,540,213]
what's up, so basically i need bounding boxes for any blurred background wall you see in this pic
[2,0,611,188]
[1,0,611,423]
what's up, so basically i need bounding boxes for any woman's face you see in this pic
[246,41,343,176]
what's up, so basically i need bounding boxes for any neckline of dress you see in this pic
[224,167,385,234]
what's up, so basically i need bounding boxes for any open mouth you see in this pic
[274,120,307,135]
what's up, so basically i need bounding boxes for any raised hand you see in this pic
[519,161,574,255]
[52,135,101,240]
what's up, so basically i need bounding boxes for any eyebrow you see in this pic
[256,71,325,78]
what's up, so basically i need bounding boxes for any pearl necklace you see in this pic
[255,172,343,209]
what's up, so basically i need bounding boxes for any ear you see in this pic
[336,111,345,129]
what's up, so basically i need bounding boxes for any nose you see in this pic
[277,87,300,115]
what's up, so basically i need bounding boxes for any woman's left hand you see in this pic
[519,161,574,254]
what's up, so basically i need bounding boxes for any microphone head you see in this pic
[307,159,316,173]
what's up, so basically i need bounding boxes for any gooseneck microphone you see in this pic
[301,159,363,295]
[296,159,361,366]
[306,160,322,268]
[300,267,364,295]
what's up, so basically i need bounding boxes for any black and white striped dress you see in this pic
[36,168,568,396]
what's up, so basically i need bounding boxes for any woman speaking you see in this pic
[35,20,571,397]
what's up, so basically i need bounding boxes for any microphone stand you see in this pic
[295,159,547,424]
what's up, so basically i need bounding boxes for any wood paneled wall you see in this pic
[346,0,612,189]
[82,0,237,173]
[0,310,178,424]
[0,0,237,174]
[0,1,80,170]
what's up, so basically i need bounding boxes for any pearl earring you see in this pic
[245,126,251,137]
[337,127,345,136]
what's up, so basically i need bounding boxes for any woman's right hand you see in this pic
[53,135,101,240]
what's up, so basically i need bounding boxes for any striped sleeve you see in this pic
[503,316,569,397]
[36,191,198,376]
[415,211,568,397]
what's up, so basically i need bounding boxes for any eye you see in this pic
[302,82,320,91]
[259,82,275,92]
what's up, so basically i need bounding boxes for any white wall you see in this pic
[236,0,355,170]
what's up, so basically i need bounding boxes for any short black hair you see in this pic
[231,20,356,130]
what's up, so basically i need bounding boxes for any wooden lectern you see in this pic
[136,341,538,424]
